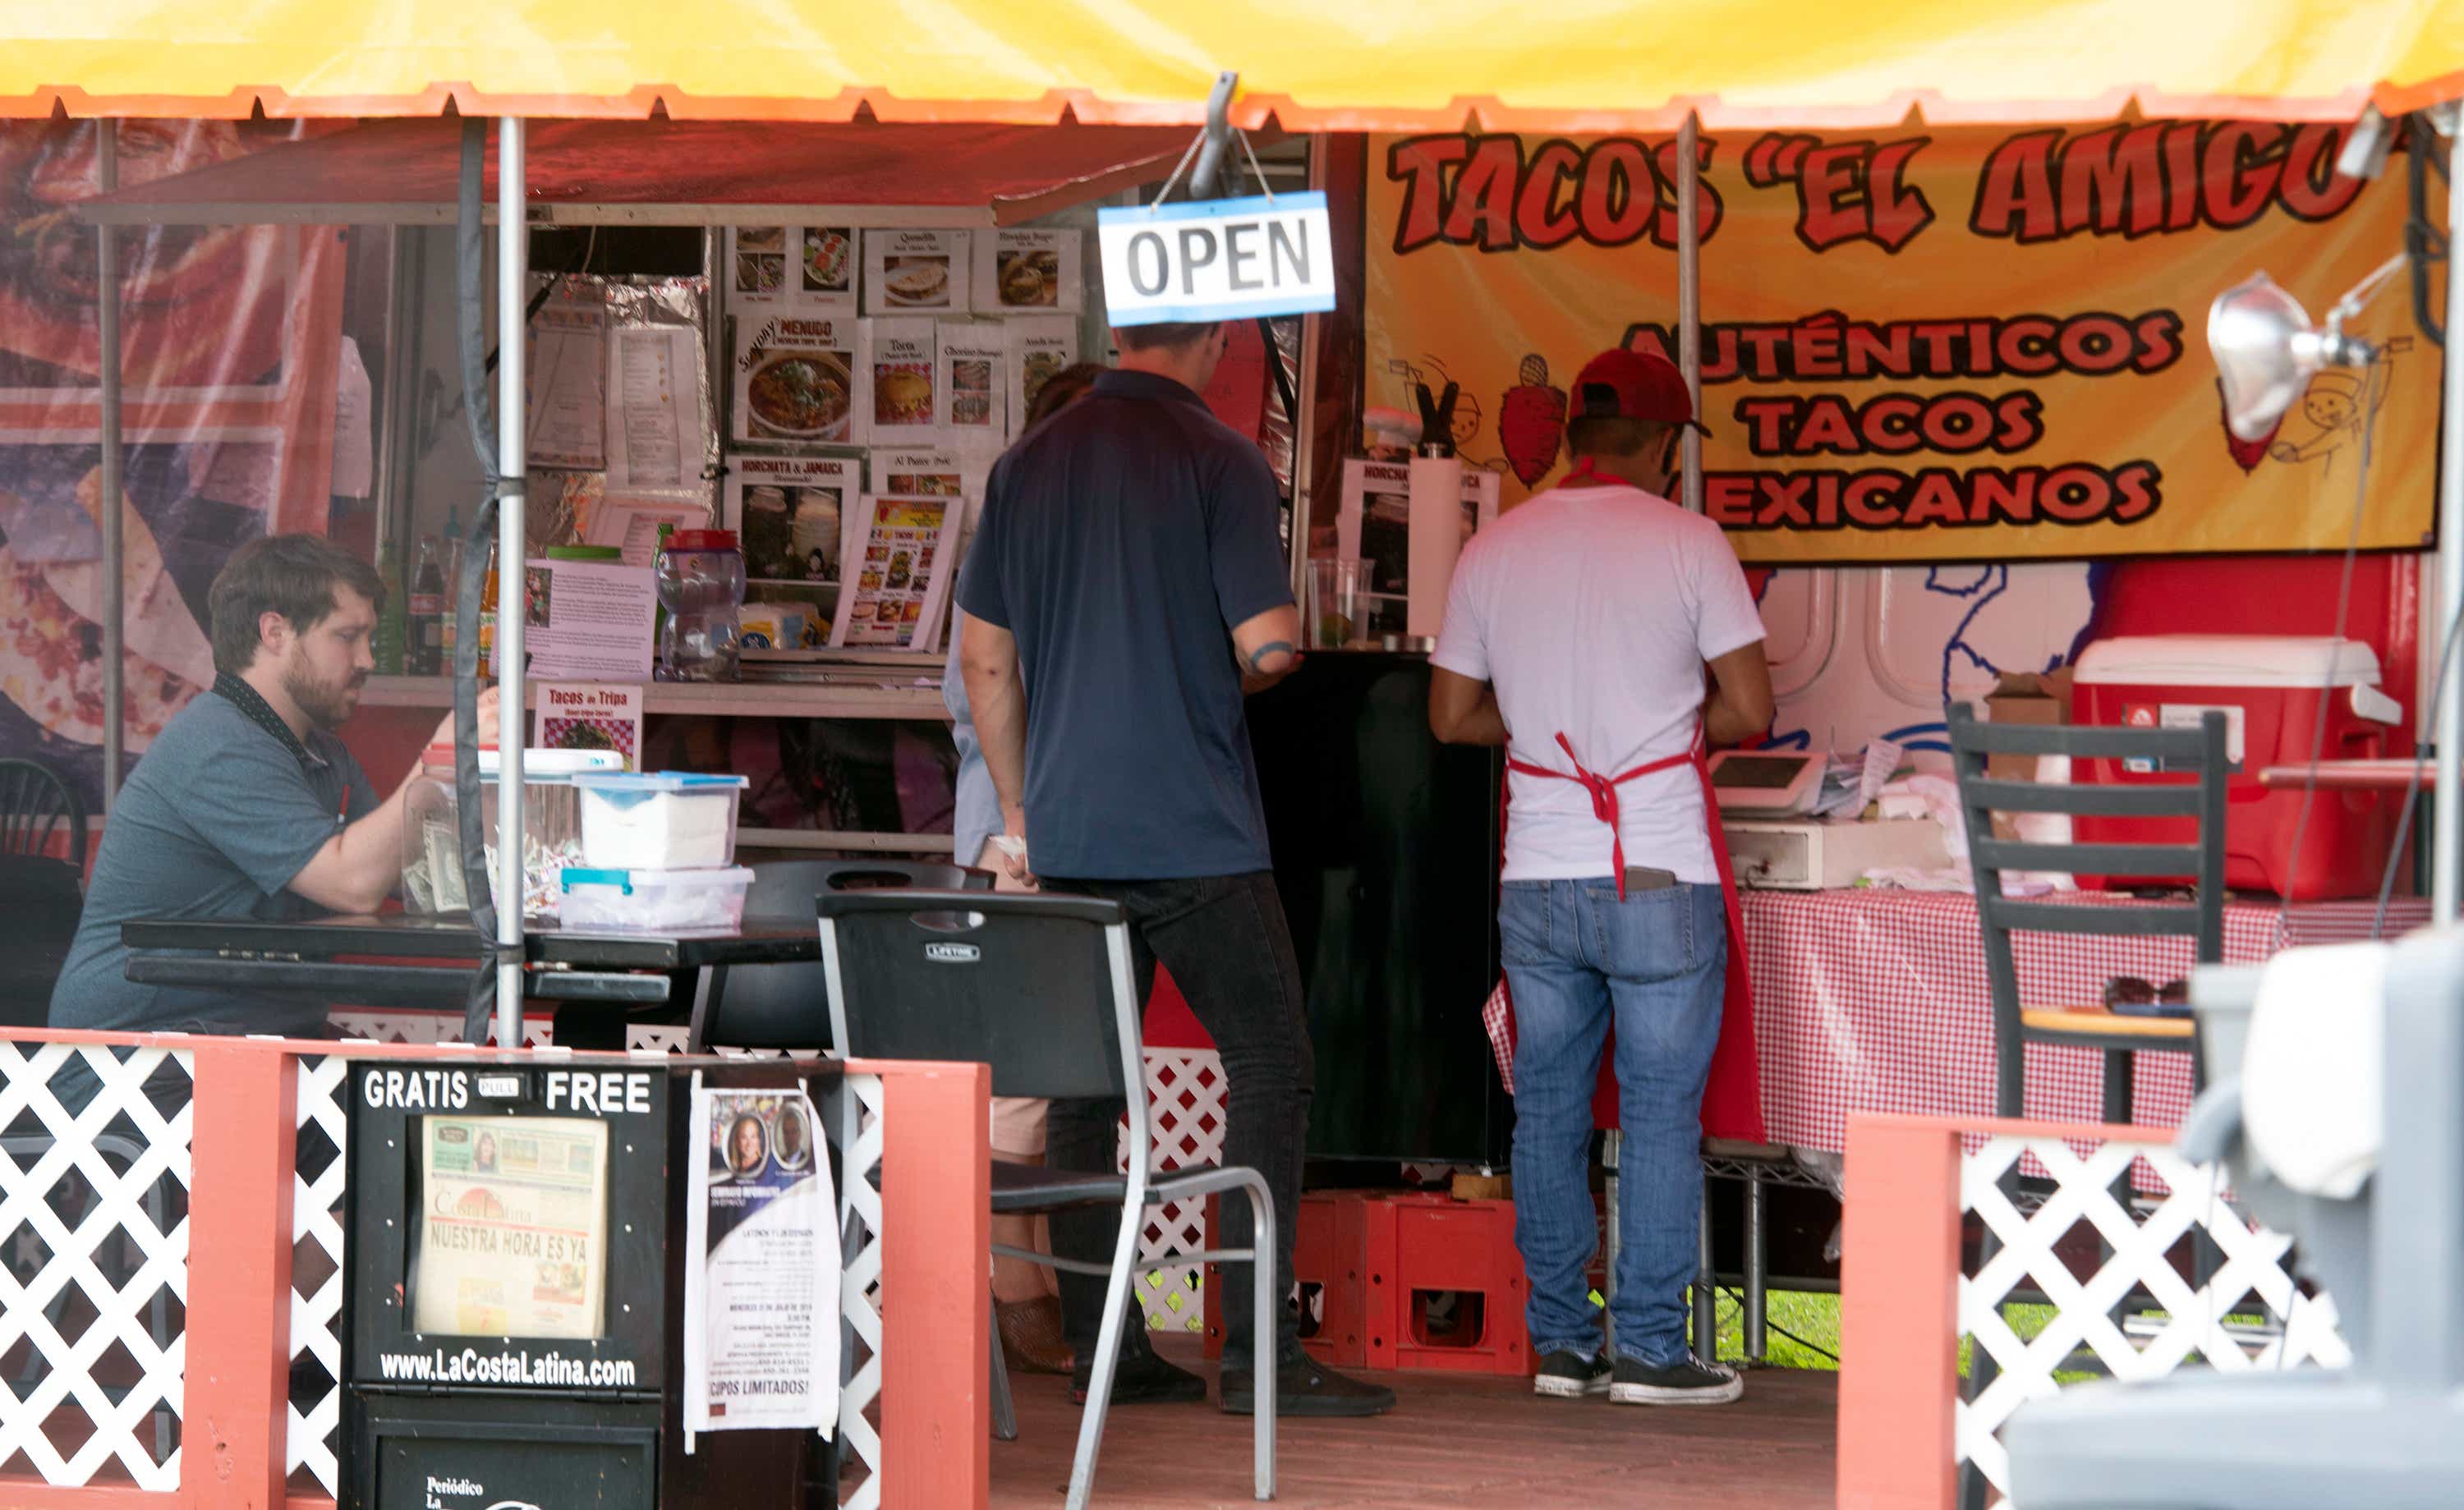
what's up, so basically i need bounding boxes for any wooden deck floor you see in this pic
[990,1338,1838,1509]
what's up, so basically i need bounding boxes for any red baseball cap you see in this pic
[1570,347,1711,436]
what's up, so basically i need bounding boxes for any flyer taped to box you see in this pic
[683,1081,840,1442]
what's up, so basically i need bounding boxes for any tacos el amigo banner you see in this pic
[1365,122,2438,564]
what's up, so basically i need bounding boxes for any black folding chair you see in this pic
[686,858,989,1052]
[816,889,1276,1510]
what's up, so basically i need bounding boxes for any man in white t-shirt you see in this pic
[1429,347,1772,1407]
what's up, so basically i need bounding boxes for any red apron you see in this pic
[1487,727,1766,1142]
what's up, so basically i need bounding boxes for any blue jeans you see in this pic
[1502,878,1725,1365]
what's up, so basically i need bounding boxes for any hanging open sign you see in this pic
[1098,192,1336,326]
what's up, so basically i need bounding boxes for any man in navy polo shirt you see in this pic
[958,322,1395,1418]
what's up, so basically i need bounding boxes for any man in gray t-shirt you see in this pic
[50,534,496,1039]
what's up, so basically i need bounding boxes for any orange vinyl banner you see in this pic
[1364,121,2440,564]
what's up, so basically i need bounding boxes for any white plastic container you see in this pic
[572,772,750,870]
[558,866,756,933]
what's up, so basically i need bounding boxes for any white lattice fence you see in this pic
[1960,1132,2348,1498]
[289,1055,348,1496]
[0,1041,192,1489]
[835,1072,887,1510]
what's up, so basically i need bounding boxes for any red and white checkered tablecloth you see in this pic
[1743,889,2431,1152]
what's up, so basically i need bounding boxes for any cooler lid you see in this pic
[419,745,627,778]
[2074,635,2384,689]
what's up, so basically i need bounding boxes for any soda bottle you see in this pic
[407,535,444,676]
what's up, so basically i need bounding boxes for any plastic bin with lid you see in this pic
[401,746,627,918]
[572,771,751,870]
[558,866,756,933]
[2069,635,2403,900]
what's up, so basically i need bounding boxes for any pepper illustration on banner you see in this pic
[1498,354,1568,486]
[1366,122,2438,564]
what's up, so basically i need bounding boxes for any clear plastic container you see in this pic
[558,866,756,933]
[401,746,627,918]
[655,528,747,682]
[572,771,750,870]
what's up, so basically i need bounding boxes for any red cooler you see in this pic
[2070,636,2404,900]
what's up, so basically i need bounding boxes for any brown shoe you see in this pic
[997,1296,1073,1375]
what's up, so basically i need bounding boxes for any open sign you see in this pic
[1098,191,1336,326]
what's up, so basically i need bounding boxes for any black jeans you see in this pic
[1036,870,1313,1370]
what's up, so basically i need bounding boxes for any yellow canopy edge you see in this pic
[7,0,2462,126]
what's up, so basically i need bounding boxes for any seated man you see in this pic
[50,534,496,1046]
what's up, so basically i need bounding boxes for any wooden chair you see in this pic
[1947,701,2227,1510]
[1946,702,2227,1122]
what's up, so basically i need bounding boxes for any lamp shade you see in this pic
[2209,271,2324,443]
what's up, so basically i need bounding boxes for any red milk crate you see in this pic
[1202,1189,1373,1368]
[1363,1192,1533,1378]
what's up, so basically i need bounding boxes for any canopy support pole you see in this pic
[495,117,529,1042]
[98,119,124,805]
[1676,113,1703,514]
[2437,114,2464,927]
[1289,133,1327,599]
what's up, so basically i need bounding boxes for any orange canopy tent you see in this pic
[6,0,2463,128]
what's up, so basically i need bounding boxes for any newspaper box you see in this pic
[342,1056,846,1510]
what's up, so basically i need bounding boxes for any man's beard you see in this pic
[283,656,365,731]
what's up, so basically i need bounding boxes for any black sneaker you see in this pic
[1610,1352,1744,1406]
[1533,1349,1612,1399]
[1219,1345,1398,1417]
[1069,1347,1207,1406]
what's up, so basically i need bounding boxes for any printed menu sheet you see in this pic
[725,454,859,585]
[972,227,1083,314]
[415,1114,611,1339]
[521,555,658,682]
[862,230,972,316]
[733,310,857,447]
[606,326,702,489]
[858,318,940,447]
[726,225,857,310]
[828,494,954,654]
[527,282,610,470]
[1005,316,1080,439]
[935,323,1007,447]
[534,682,645,771]
[683,1083,840,1443]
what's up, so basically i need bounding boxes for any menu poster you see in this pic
[414,1114,611,1340]
[935,324,1007,446]
[733,311,857,447]
[972,227,1083,314]
[683,1083,840,1443]
[870,446,968,501]
[526,282,610,470]
[829,493,955,655]
[605,326,704,489]
[857,318,940,447]
[534,682,645,771]
[1335,457,1503,618]
[862,229,972,316]
[1004,317,1080,440]
[726,453,859,584]
[728,225,856,310]
[522,555,659,682]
